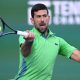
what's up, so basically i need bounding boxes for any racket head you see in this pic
[0,18,5,35]
[0,17,27,37]
[0,17,17,37]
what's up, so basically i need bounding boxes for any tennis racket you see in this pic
[0,17,28,37]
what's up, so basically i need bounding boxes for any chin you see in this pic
[40,29,47,33]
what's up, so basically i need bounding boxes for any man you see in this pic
[15,3,80,80]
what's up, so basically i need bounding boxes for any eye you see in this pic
[43,14,47,17]
[36,15,41,18]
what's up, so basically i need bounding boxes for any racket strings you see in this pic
[0,18,17,37]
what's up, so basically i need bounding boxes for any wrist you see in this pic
[25,40,33,46]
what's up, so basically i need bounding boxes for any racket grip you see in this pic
[17,30,29,37]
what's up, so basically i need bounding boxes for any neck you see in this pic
[35,27,49,37]
[41,29,49,37]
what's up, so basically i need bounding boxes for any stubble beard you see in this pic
[36,25,48,34]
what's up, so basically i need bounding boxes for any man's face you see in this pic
[31,10,50,33]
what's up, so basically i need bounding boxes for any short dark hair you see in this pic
[31,3,49,18]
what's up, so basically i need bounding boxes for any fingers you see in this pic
[24,30,35,42]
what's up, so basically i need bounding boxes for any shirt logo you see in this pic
[55,43,58,45]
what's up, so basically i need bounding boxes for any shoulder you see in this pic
[52,36,68,46]
[19,36,25,44]
[55,36,66,42]
[52,35,64,41]
[19,35,24,40]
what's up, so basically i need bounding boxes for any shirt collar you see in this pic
[32,28,55,37]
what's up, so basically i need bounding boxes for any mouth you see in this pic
[39,23,46,27]
[38,23,47,32]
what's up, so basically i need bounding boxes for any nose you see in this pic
[41,16,44,21]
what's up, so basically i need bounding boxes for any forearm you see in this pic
[20,30,34,57]
[20,41,33,57]
[71,49,80,63]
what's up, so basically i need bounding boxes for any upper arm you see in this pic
[71,49,80,62]
[59,37,76,58]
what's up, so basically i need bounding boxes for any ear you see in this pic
[30,18,34,24]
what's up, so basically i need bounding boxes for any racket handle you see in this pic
[17,30,29,37]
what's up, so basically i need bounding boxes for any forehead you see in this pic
[34,10,48,15]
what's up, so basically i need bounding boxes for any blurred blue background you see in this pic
[0,0,80,80]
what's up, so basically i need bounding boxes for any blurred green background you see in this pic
[0,0,80,80]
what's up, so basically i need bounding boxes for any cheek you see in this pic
[34,18,40,23]
[45,17,49,22]
[34,20,39,26]
[47,19,50,23]
[35,20,41,26]
[45,19,49,24]
[47,17,50,22]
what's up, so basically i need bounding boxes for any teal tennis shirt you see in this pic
[16,28,76,80]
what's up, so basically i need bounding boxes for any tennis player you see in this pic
[15,3,80,80]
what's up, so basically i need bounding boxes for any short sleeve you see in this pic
[19,36,25,45]
[59,37,76,58]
